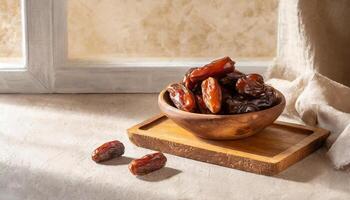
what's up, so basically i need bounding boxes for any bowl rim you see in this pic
[158,88,286,119]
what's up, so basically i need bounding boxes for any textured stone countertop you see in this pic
[0,94,349,200]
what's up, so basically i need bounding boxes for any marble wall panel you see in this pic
[68,0,278,59]
[0,0,22,58]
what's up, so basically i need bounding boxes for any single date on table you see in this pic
[91,140,125,163]
[129,152,167,176]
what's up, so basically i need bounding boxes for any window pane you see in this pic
[0,0,22,62]
[68,0,277,60]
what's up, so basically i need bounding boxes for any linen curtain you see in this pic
[266,0,350,169]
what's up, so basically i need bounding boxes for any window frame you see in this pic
[0,0,52,93]
[0,0,273,93]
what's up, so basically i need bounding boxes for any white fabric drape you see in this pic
[266,0,350,169]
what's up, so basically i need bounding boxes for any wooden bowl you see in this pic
[158,89,286,140]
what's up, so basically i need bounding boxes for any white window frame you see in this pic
[0,0,52,93]
[0,0,273,93]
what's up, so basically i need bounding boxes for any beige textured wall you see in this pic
[0,0,22,58]
[68,0,278,59]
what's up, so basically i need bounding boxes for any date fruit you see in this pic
[182,67,198,90]
[92,140,125,163]
[202,77,222,113]
[221,87,233,102]
[167,83,196,112]
[236,74,265,97]
[129,152,167,176]
[195,95,211,114]
[219,70,245,90]
[249,86,277,108]
[165,56,280,115]
[225,97,259,114]
[246,73,264,84]
[189,57,235,83]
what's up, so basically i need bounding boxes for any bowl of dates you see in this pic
[158,57,286,140]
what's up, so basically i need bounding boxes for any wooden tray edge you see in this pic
[127,114,330,175]
[272,127,330,171]
[128,114,277,163]
[128,132,279,175]
[127,114,165,138]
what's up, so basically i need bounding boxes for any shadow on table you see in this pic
[275,149,327,182]
[0,162,181,200]
[99,156,134,166]
[275,148,350,184]
[137,167,182,182]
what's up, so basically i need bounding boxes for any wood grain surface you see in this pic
[127,114,329,175]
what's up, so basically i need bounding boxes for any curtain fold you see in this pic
[266,0,350,169]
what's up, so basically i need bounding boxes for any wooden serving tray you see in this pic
[127,114,329,175]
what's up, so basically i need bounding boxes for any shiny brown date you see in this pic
[219,70,245,90]
[92,140,125,163]
[167,83,196,112]
[225,97,259,114]
[182,67,198,90]
[236,74,265,97]
[189,57,235,83]
[249,85,278,109]
[246,73,264,84]
[129,152,167,176]
[195,95,211,114]
[201,77,222,113]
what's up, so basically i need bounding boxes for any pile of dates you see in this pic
[167,56,279,114]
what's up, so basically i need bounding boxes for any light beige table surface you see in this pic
[0,94,349,200]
